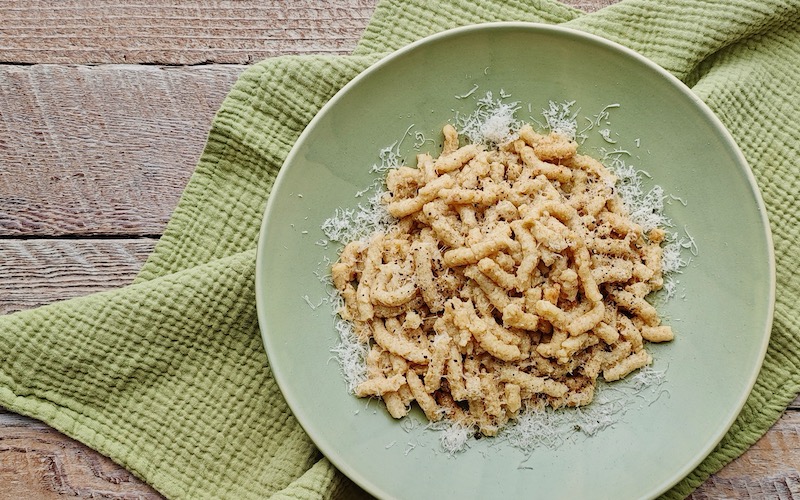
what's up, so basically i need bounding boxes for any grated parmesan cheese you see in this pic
[455,83,480,100]
[455,91,521,146]
[321,188,393,245]
[598,128,617,144]
[427,419,473,455]
[541,100,580,139]
[501,366,667,455]
[330,317,368,393]
[602,149,671,233]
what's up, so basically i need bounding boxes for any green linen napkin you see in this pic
[1,0,798,498]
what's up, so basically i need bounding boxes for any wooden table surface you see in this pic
[0,1,797,498]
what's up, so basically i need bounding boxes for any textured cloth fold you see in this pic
[1,0,798,498]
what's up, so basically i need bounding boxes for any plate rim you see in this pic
[255,21,776,499]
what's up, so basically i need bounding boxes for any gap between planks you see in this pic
[0,0,618,65]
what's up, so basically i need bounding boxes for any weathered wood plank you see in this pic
[0,64,243,236]
[0,239,155,314]
[689,411,800,499]
[0,0,616,65]
[0,0,616,238]
[0,410,161,499]
[0,0,379,65]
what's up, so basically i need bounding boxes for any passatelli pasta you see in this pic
[331,123,673,436]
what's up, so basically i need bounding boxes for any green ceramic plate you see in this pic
[256,23,774,499]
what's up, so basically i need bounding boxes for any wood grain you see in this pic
[0,0,616,238]
[0,64,242,236]
[0,411,161,499]
[0,239,156,314]
[0,0,617,66]
[0,0,379,65]
[689,412,800,499]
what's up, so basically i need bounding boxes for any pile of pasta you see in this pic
[331,123,674,436]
